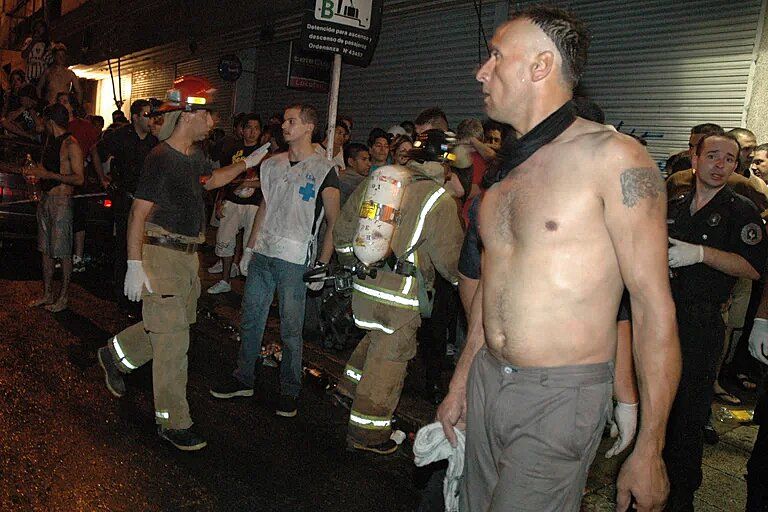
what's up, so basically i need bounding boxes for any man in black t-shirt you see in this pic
[207,113,263,294]
[94,76,268,452]
[97,99,158,309]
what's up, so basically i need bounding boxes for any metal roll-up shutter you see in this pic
[131,65,175,103]
[253,42,329,127]
[338,2,496,139]
[176,57,236,135]
[251,1,497,140]
[510,0,764,166]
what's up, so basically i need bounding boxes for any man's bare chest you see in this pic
[479,168,598,246]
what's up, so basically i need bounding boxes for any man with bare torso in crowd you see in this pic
[25,103,84,312]
[37,44,82,106]
[436,6,681,512]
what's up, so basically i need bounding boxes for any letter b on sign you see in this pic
[320,0,334,18]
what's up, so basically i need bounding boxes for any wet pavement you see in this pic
[0,238,761,511]
[0,242,419,511]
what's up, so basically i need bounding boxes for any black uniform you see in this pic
[748,386,768,511]
[664,185,767,511]
[97,124,158,305]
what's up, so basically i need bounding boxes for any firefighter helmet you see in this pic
[152,75,216,115]
[407,129,458,164]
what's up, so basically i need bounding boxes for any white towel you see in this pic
[413,422,466,512]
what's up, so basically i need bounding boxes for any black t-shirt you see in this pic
[222,143,263,206]
[134,143,213,237]
[98,124,159,194]
[668,186,768,305]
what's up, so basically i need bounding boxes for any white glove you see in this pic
[749,317,768,365]
[605,401,638,458]
[124,260,153,302]
[306,262,327,292]
[234,186,255,198]
[243,142,270,169]
[240,247,255,277]
[668,237,704,268]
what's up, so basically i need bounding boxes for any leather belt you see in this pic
[143,235,199,254]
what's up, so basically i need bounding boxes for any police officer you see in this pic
[97,99,158,313]
[95,76,268,451]
[746,282,768,510]
[664,133,768,510]
[332,130,463,455]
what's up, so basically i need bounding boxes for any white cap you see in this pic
[387,125,406,136]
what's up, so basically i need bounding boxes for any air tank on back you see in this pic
[353,164,412,266]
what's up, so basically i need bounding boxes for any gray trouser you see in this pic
[462,348,613,512]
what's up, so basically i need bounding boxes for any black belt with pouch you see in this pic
[143,235,199,254]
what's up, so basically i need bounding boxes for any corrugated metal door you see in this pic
[337,2,496,139]
[176,57,236,135]
[509,0,764,165]
[130,65,175,104]
[253,41,329,128]
[252,1,498,141]
[129,58,237,134]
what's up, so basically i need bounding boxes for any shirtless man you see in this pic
[436,7,681,511]
[37,44,82,106]
[25,103,84,312]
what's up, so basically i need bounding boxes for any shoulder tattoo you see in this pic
[619,167,664,208]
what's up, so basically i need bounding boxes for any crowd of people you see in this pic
[12,6,768,512]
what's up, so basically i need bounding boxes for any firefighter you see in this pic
[332,130,464,454]
[94,76,268,451]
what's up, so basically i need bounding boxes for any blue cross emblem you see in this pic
[299,182,316,201]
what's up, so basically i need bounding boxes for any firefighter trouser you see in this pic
[107,244,201,430]
[663,301,723,512]
[338,315,420,446]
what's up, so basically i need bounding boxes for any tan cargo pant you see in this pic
[107,243,201,429]
[338,315,420,446]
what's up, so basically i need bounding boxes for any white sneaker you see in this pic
[230,264,240,278]
[207,260,223,274]
[207,280,231,294]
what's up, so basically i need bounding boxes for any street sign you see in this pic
[287,42,333,93]
[298,0,383,68]
[218,54,243,82]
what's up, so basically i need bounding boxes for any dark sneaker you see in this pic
[347,438,399,455]
[209,376,254,399]
[703,421,719,445]
[97,346,125,398]
[158,427,207,451]
[275,395,297,417]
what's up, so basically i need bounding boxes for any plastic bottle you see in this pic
[23,153,41,201]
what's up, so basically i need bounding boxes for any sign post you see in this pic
[299,0,383,160]
[325,54,342,160]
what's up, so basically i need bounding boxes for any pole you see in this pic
[325,53,342,161]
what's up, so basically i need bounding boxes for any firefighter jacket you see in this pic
[333,173,463,334]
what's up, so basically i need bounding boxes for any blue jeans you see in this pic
[234,253,307,397]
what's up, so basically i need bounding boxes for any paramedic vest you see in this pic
[255,152,336,265]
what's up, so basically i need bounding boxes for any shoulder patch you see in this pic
[741,223,763,245]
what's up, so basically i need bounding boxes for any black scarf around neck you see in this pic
[482,100,576,188]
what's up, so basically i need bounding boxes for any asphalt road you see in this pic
[0,243,421,512]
